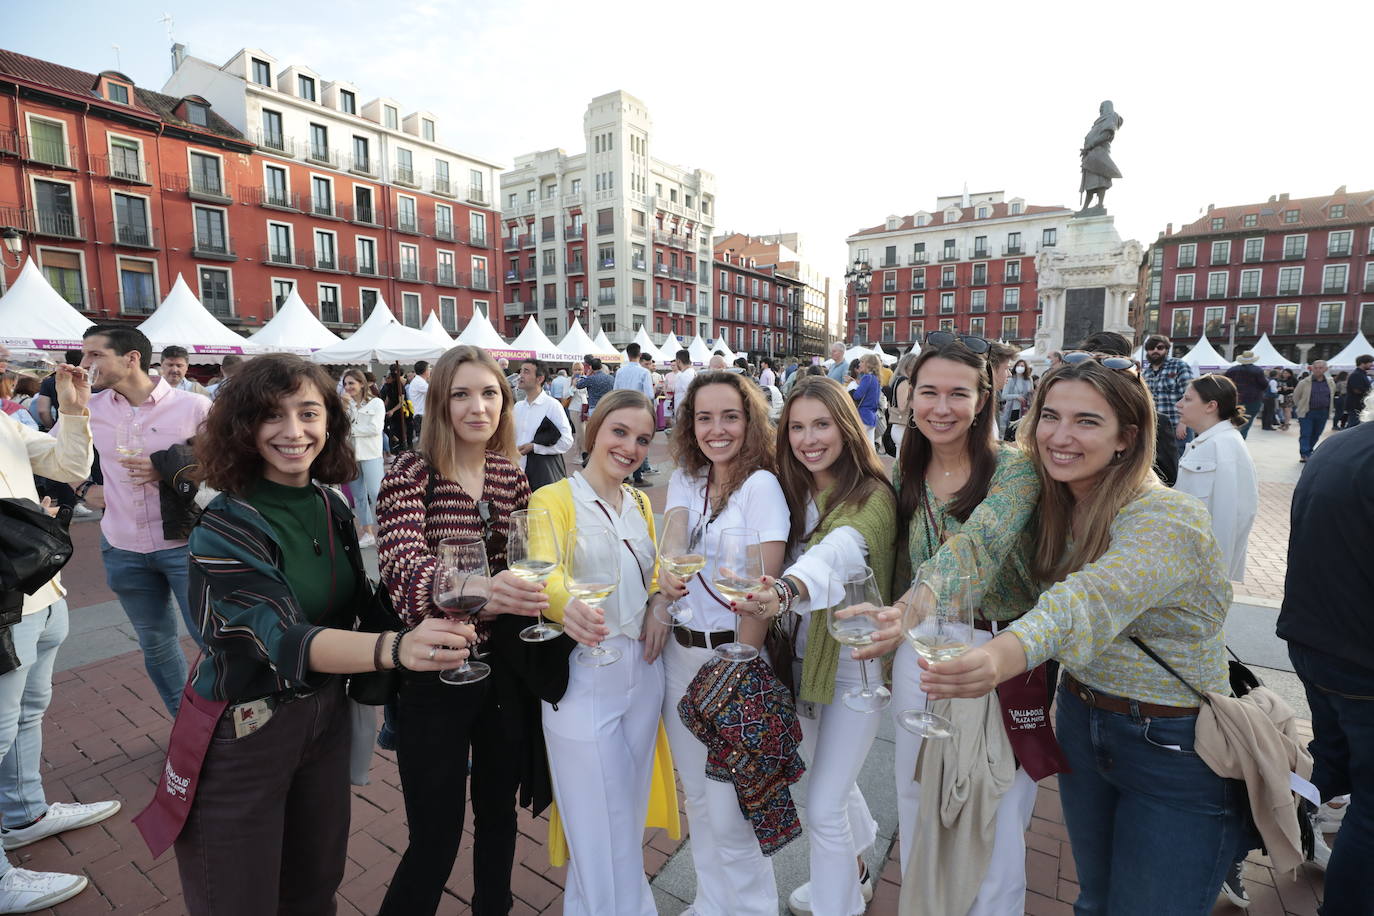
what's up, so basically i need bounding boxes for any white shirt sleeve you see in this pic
[786,525,870,613]
[740,471,790,544]
[531,396,574,456]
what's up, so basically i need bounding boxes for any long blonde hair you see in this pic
[341,368,373,405]
[670,370,774,515]
[1017,359,1158,583]
[420,345,518,474]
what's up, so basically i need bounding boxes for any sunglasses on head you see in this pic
[1061,351,1136,371]
[925,331,990,354]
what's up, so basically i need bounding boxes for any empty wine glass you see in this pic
[898,570,976,738]
[710,528,764,662]
[565,525,620,667]
[827,568,891,713]
[512,508,563,643]
[654,506,703,626]
[115,421,143,458]
[434,537,491,685]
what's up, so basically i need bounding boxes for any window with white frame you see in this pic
[1364,261,1374,292]
[856,297,868,318]
[318,284,340,323]
[1001,315,1018,339]
[437,250,455,285]
[1177,243,1196,268]
[360,288,379,320]
[272,278,294,309]
[1282,235,1307,258]
[1207,272,1228,298]
[970,290,986,311]
[1277,266,1303,296]
[26,115,68,166]
[1005,261,1021,283]
[1204,306,1226,335]
[969,317,985,337]
[108,135,142,181]
[1239,268,1261,296]
[1323,264,1348,294]
[911,294,924,314]
[1328,230,1353,256]
[188,151,223,195]
[1003,287,1020,308]
[38,249,84,306]
[384,106,398,129]
[1274,304,1298,335]
[310,175,332,216]
[469,211,486,245]
[434,203,453,240]
[268,222,293,263]
[251,58,271,86]
[1317,302,1344,333]
[193,206,228,255]
[314,230,337,270]
[1210,240,1231,265]
[1171,308,1193,338]
[398,243,419,281]
[883,296,896,316]
[471,255,488,289]
[439,296,457,331]
[118,257,156,314]
[1174,274,1195,300]
[1236,305,1258,335]
[940,292,955,313]
[401,292,421,327]
[1243,238,1263,262]
[113,193,151,247]
[397,195,417,232]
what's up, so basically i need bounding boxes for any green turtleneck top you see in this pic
[247,478,355,627]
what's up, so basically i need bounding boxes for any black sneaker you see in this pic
[1220,859,1250,908]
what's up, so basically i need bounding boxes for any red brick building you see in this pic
[0,46,502,338]
[844,192,1070,350]
[712,243,801,358]
[1138,187,1374,362]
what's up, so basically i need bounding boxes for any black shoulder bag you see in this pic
[0,498,75,676]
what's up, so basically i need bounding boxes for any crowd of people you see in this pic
[0,325,1368,916]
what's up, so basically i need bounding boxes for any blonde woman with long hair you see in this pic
[341,368,385,547]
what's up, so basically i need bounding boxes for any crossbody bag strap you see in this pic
[1129,635,1212,705]
[589,490,649,592]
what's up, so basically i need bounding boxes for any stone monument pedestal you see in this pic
[1034,213,1143,358]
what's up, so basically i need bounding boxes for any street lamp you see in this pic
[1,228,22,269]
[843,257,871,344]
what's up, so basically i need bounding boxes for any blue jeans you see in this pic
[1238,400,1262,438]
[348,457,384,528]
[1298,409,1330,458]
[1055,684,1245,915]
[1288,642,1374,916]
[100,538,195,717]
[0,600,68,877]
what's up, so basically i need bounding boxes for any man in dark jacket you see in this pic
[1344,354,1372,428]
[1224,351,1268,438]
[1277,416,1374,912]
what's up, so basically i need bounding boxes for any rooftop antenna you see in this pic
[112,45,122,71]
[158,13,176,44]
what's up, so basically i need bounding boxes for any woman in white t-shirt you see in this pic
[653,370,787,916]
[342,369,386,547]
[1175,374,1258,581]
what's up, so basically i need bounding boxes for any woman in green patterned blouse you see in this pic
[920,356,1242,914]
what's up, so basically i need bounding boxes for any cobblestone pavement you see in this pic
[24,422,1342,913]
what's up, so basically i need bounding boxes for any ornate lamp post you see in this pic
[1,227,22,269]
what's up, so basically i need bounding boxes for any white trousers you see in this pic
[662,638,777,916]
[797,651,882,916]
[891,635,1038,915]
[543,635,665,916]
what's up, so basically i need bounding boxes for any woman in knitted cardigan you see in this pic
[741,375,896,916]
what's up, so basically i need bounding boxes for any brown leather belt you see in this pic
[674,628,737,650]
[1062,672,1199,718]
[973,617,996,632]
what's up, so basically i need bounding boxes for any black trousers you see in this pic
[379,673,521,916]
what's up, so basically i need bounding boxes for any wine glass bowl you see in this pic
[828,569,891,712]
[565,525,621,667]
[898,570,975,737]
[434,538,491,685]
[115,422,143,458]
[710,528,764,662]
[512,509,564,643]
[654,506,703,627]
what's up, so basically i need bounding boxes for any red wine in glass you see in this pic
[435,592,490,684]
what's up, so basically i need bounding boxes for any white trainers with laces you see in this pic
[787,866,874,915]
[1,800,121,851]
[0,867,88,912]
[357,533,376,549]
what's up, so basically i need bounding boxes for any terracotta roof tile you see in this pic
[1169,189,1374,238]
[849,201,1070,238]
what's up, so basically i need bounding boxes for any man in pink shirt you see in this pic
[80,328,210,716]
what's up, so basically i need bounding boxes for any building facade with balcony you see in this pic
[711,244,802,359]
[498,91,715,347]
[163,44,503,332]
[844,191,1071,352]
[0,49,262,323]
[714,232,830,358]
[1137,187,1374,363]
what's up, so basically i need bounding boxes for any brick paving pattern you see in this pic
[19,424,1340,913]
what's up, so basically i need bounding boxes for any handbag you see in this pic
[0,497,74,597]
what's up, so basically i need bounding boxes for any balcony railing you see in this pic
[1005,271,1021,284]
[434,222,455,242]
[504,300,529,316]
[907,252,928,265]
[111,221,158,249]
[431,176,454,197]
[435,266,458,287]
[1328,245,1352,257]
[972,248,990,260]
[260,244,312,267]
[311,198,338,218]
[598,224,615,236]
[315,252,339,271]
[1175,290,1195,301]
[1002,244,1024,256]
[543,298,559,310]
[1322,284,1348,295]
[344,256,380,277]
[522,234,536,248]
[193,236,237,261]
[396,215,420,235]
[305,146,339,168]
[654,263,670,277]
[470,271,490,290]
[879,257,898,268]
[21,137,77,168]
[654,297,671,310]
[252,129,296,156]
[522,267,537,280]
[565,225,585,240]
[1283,248,1306,260]
[1208,288,1228,299]
[567,260,585,274]
[1239,285,1260,297]
[504,236,521,251]
[397,262,420,282]
[541,229,555,241]
[939,278,957,289]
[599,259,616,271]
[392,165,421,188]
[467,186,488,205]
[1277,285,1301,296]
[470,231,488,248]
[939,247,960,262]
[94,153,148,183]
[346,154,374,176]
[202,296,237,319]
[542,263,556,275]
[26,208,85,239]
[351,204,377,225]
[249,186,302,211]
[170,172,233,203]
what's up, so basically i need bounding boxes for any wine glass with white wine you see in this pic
[826,567,891,712]
[710,528,765,662]
[115,422,144,459]
[565,525,621,667]
[654,506,703,626]
[511,508,563,643]
[898,570,976,738]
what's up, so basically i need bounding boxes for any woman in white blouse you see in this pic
[653,370,788,916]
[341,369,386,548]
[1175,374,1258,581]
[530,389,666,915]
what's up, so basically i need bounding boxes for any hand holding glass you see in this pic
[711,528,765,662]
[898,571,976,738]
[654,506,703,626]
[115,422,143,458]
[512,508,563,643]
[434,538,491,685]
[827,568,891,712]
[565,525,621,667]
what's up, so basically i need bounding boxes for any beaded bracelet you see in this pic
[771,579,790,617]
[389,629,410,671]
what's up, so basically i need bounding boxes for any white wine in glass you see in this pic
[115,422,144,458]
[711,528,764,662]
[898,570,976,738]
[827,568,891,713]
[566,525,621,667]
[654,506,703,626]
[512,509,564,643]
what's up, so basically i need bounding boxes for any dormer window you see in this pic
[384,106,398,129]
[1009,201,1022,215]
[298,75,316,101]
[185,101,208,127]
[422,118,435,141]
[1330,204,1346,219]
[339,90,356,114]
[107,82,129,104]
[976,206,988,218]
[251,58,271,86]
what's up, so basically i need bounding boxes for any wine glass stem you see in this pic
[858,657,872,695]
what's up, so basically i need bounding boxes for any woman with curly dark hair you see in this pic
[175,354,472,915]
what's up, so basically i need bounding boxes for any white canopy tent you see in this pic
[0,258,92,351]
[1180,335,1234,372]
[714,338,738,365]
[870,342,899,365]
[420,312,456,350]
[455,307,530,361]
[591,328,622,362]
[631,327,670,365]
[510,318,570,362]
[558,320,605,361]
[247,290,343,355]
[1326,331,1374,371]
[686,335,713,366]
[310,296,448,364]
[137,274,260,358]
[1246,333,1300,370]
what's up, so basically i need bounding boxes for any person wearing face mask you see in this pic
[1000,359,1034,436]
[175,355,470,915]
[919,357,1241,914]
[738,376,897,916]
[652,370,788,916]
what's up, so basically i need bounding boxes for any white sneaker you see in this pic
[787,868,874,915]
[357,533,376,549]
[0,867,88,912]
[70,503,93,517]
[1307,817,1333,871]
[1,800,121,850]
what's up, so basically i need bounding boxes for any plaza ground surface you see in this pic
[17,421,1339,913]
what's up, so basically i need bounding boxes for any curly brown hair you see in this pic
[669,370,775,515]
[196,354,358,496]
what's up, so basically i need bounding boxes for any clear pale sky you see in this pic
[8,0,1371,282]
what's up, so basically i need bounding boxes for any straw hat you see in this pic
[1236,351,1258,364]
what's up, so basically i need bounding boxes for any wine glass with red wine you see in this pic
[435,537,491,685]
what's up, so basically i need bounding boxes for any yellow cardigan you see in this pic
[529,477,681,865]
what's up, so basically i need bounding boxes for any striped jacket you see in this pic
[187,486,368,702]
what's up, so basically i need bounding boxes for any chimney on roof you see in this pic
[1279,193,1289,202]
[1269,195,1277,203]
[171,42,186,71]
[1335,185,1347,195]
[1166,223,1173,236]
[1207,203,1214,212]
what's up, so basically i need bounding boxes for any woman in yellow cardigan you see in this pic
[529,389,679,916]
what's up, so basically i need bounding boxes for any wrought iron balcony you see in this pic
[939,247,961,262]
[194,236,237,261]
[111,221,159,249]
[94,153,148,183]
[431,176,454,197]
